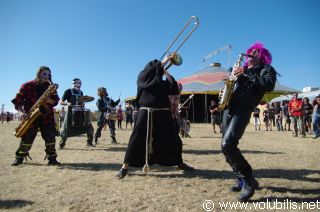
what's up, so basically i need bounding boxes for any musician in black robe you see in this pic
[116,59,194,179]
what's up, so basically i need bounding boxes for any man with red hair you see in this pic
[221,42,277,201]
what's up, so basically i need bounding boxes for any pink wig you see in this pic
[245,42,272,66]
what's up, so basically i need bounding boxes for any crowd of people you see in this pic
[1,112,12,124]
[251,93,320,139]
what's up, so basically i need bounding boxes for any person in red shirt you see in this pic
[117,105,124,129]
[288,93,305,137]
[11,66,60,166]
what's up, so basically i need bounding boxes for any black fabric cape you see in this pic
[123,60,183,167]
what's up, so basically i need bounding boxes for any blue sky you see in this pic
[0,0,319,112]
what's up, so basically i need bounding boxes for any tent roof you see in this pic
[177,65,298,94]
[270,89,320,103]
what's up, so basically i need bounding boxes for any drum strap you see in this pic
[103,97,111,112]
[71,89,82,106]
[139,107,169,173]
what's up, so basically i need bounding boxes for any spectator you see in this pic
[263,104,272,131]
[312,95,320,139]
[274,102,283,131]
[302,97,313,133]
[117,105,124,130]
[125,104,133,129]
[288,93,305,137]
[252,107,261,131]
[282,101,291,131]
[59,107,66,128]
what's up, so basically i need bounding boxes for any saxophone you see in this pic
[218,53,246,111]
[14,81,58,138]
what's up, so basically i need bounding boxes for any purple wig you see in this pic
[245,42,272,66]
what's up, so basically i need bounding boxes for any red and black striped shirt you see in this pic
[12,80,60,125]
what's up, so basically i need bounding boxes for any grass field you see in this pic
[0,121,319,211]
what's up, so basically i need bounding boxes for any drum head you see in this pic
[77,95,94,102]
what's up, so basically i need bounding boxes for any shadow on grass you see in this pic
[255,169,320,183]
[129,168,320,183]
[252,196,320,203]
[182,149,284,155]
[191,136,222,139]
[60,147,109,151]
[129,168,233,180]
[265,186,320,195]
[104,146,128,152]
[60,146,127,152]
[57,162,120,171]
[0,199,33,209]
[21,162,47,166]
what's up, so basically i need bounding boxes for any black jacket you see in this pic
[230,64,277,111]
[96,97,120,124]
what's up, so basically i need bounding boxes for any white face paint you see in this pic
[73,80,82,90]
[40,70,51,83]
[73,83,81,90]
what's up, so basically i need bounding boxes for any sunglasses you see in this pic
[42,73,51,77]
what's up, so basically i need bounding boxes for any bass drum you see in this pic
[71,107,91,127]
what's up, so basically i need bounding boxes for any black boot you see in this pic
[48,157,61,166]
[230,178,242,192]
[59,138,66,150]
[111,136,117,144]
[116,168,128,179]
[94,137,98,145]
[11,157,24,166]
[178,163,195,171]
[238,177,259,202]
[87,141,96,147]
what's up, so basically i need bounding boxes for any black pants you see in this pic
[126,115,133,128]
[108,120,116,136]
[117,120,122,129]
[221,108,253,179]
[95,119,116,139]
[15,121,57,160]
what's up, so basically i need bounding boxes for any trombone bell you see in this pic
[163,52,183,71]
[169,52,183,66]
[162,52,183,70]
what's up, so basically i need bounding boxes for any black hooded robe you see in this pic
[123,60,183,167]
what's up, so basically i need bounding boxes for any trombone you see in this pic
[178,94,194,112]
[160,16,200,71]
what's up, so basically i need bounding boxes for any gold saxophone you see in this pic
[14,82,58,138]
[218,54,246,111]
